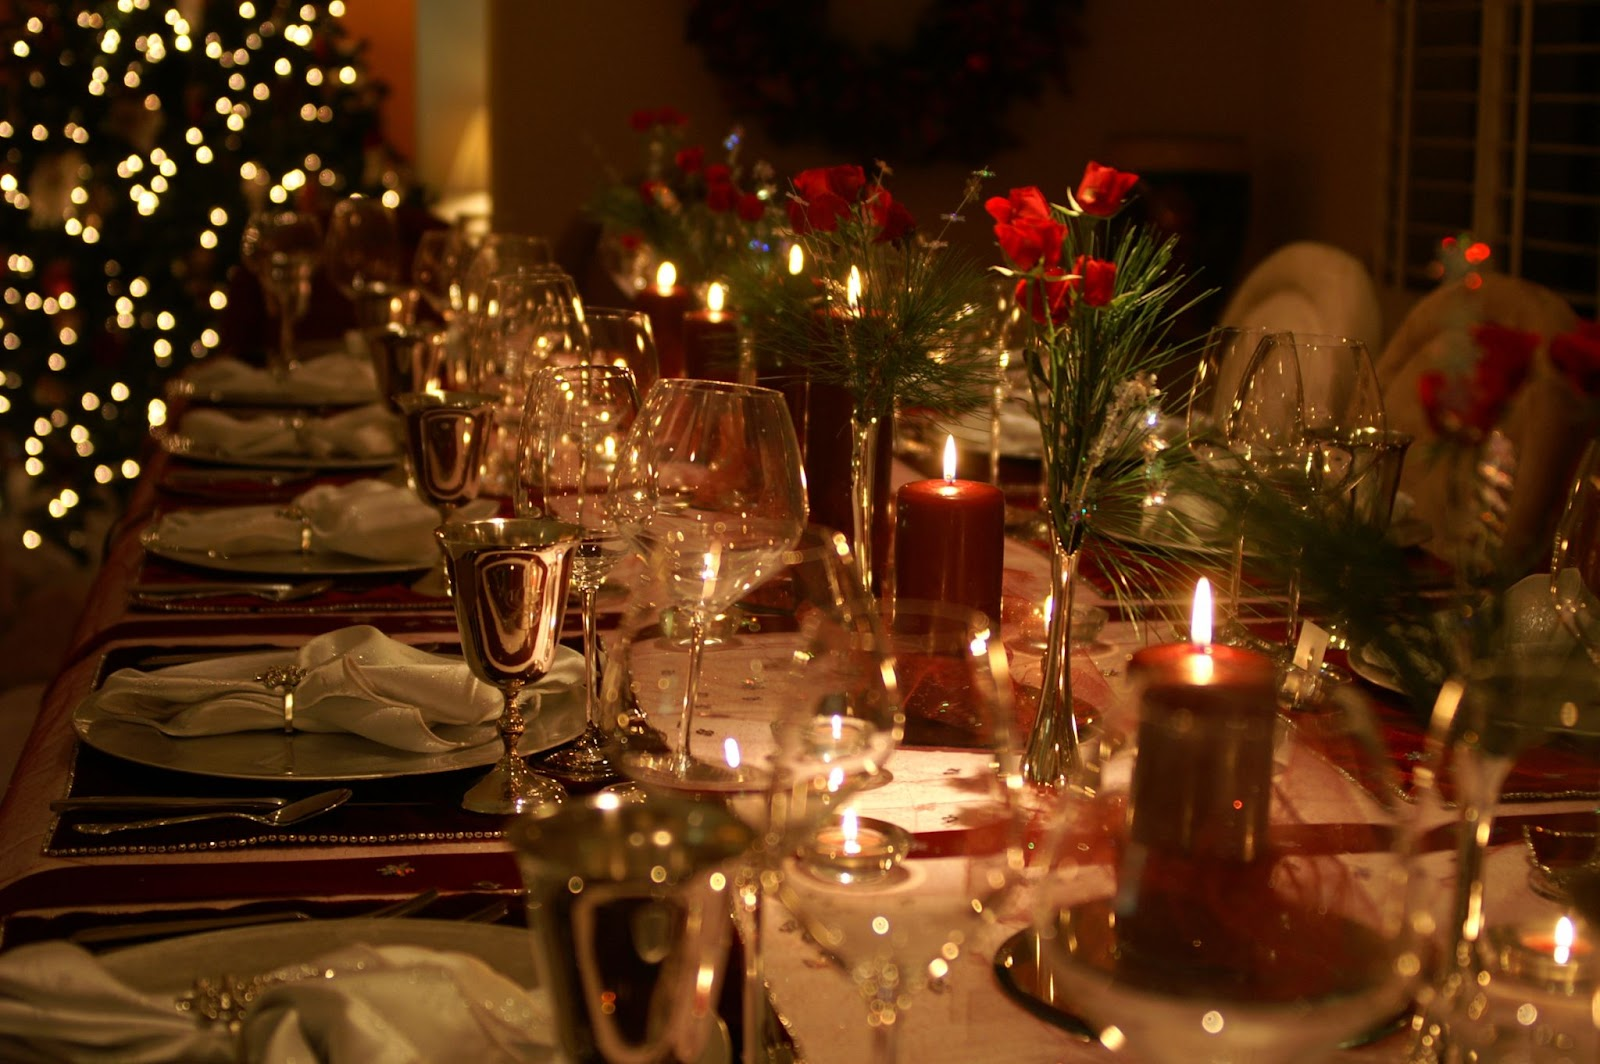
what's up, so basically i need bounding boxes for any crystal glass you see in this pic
[1033,648,1416,1064]
[517,364,642,783]
[606,379,808,783]
[322,195,403,329]
[436,517,580,814]
[240,209,322,375]
[1552,439,1600,660]
[580,306,661,396]
[412,226,473,323]
[1187,325,1276,450]
[461,232,556,319]
[774,599,1025,1064]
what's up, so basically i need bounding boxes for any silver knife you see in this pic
[52,795,289,813]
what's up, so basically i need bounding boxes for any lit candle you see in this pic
[1124,580,1280,862]
[788,243,805,276]
[634,260,690,378]
[683,280,740,382]
[846,264,862,315]
[803,809,912,884]
[893,435,1005,625]
[1492,915,1598,991]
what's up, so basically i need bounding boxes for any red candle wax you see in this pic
[634,285,691,379]
[682,308,741,382]
[894,471,1005,626]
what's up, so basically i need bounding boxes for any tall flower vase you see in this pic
[1022,531,1082,787]
[849,409,882,593]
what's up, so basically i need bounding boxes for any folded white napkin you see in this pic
[0,939,560,1064]
[186,351,379,400]
[179,404,398,461]
[90,625,583,753]
[151,480,487,564]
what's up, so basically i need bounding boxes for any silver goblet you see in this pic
[436,517,580,814]
[398,390,494,594]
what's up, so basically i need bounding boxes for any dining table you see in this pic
[0,363,1595,1064]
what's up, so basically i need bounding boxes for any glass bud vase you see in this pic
[849,409,881,592]
[1022,531,1082,787]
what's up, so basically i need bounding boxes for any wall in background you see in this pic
[484,0,1392,319]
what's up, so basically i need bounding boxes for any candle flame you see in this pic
[830,714,843,742]
[1191,578,1213,646]
[846,265,862,312]
[1555,915,1575,965]
[943,435,958,482]
[655,260,677,295]
[423,380,446,398]
[841,808,861,855]
[788,243,804,275]
[723,736,741,770]
[706,281,726,314]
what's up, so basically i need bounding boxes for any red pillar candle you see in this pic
[894,435,1005,625]
[634,261,690,379]
[683,282,741,382]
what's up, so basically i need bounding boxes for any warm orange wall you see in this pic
[339,0,417,163]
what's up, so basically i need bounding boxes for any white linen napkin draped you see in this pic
[186,351,379,400]
[150,479,483,564]
[179,404,398,461]
[89,625,583,753]
[0,939,562,1064]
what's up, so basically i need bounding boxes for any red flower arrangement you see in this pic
[786,165,916,244]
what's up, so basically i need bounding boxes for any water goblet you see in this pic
[396,390,495,594]
[606,379,808,783]
[323,195,403,329]
[518,364,641,783]
[580,306,661,395]
[436,517,580,814]
[240,209,322,376]
[412,226,472,323]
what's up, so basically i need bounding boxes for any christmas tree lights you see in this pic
[0,0,396,555]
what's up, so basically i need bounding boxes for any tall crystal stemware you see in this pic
[412,226,472,323]
[607,379,808,783]
[518,364,641,783]
[436,517,580,814]
[580,306,661,396]
[240,209,322,376]
[323,195,403,329]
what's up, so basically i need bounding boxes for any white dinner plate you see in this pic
[72,656,586,781]
[141,525,434,578]
[158,426,400,472]
[102,918,539,994]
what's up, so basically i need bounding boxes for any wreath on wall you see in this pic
[685,0,1084,165]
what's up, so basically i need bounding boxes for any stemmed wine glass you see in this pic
[1187,325,1276,450]
[323,195,403,329]
[240,209,322,376]
[396,389,495,593]
[412,226,472,324]
[606,379,808,783]
[517,364,641,783]
[461,232,556,319]
[580,306,661,396]
[1552,440,1600,658]
[435,517,581,814]
[774,599,1025,1064]
[1031,601,1417,1064]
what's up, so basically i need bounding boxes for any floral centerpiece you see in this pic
[587,107,782,292]
[989,161,1207,786]
[745,163,996,586]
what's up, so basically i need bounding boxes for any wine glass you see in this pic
[517,364,642,783]
[412,227,472,323]
[599,525,900,1063]
[606,379,809,783]
[1031,625,1417,1063]
[240,209,322,376]
[1187,325,1276,450]
[435,517,581,814]
[1552,439,1600,659]
[461,232,556,319]
[323,195,403,329]
[773,599,1025,1064]
[580,306,661,396]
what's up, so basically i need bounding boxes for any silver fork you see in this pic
[132,580,335,604]
[71,787,350,835]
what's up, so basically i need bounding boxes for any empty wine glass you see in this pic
[436,517,581,814]
[323,195,403,329]
[517,364,641,783]
[1032,598,1417,1064]
[774,599,1025,1064]
[1552,439,1600,660]
[412,226,473,323]
[580,306,661,396]
[1186,325,1276,451]
[607,379,808,783]
[461,232,556,319]
[240,209,322,376]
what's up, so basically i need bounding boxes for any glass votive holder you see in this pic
[800,811,913,885]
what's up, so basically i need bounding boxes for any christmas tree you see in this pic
[0,0,395,557]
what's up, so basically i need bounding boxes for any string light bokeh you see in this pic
[0,0,399,555]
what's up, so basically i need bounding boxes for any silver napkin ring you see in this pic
[256,664,307,734]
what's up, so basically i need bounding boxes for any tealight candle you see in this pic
[803,809,912,884]
[1491,915,1598,992]
[894,436,1005,625]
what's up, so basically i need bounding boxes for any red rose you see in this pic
[675,145,705,173]
[704,163,732,185]
[985,186,1052,227]
[629,109,655,132]
[1075,161,1140,217]
[1016,269,1073,326]
[736,192,767,222]
[793,165,867,204]
[1073,255,1116,307]
[787,191,852,234]
[638,179,666,205]
[1420,322,1540,436]
[705,180,739,213]
[865,185,916,243]
[995,216,1066,272]
[1551,320,1600,397]
[655,106,689,128]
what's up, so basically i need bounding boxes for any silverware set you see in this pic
[53,787,352,835]
[131,579,336,604]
